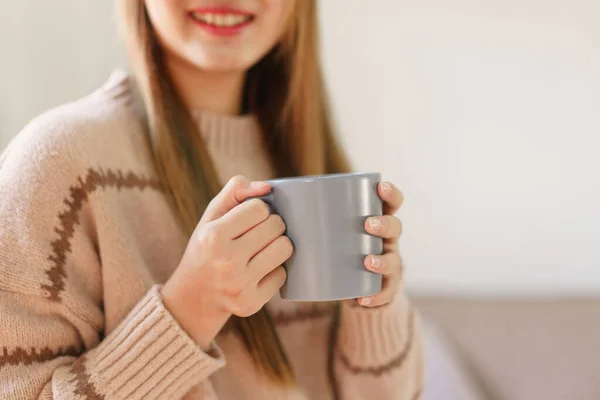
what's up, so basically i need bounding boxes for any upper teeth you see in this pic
[192,13,250,27]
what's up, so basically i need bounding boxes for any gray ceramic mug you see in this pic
[252,172,383,302]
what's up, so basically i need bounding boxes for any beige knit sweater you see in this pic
[0,70,423,400]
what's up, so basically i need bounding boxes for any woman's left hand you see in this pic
[359,181,405,307]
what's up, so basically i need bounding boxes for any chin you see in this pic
[188,51,255,73]
[197,60,249,72]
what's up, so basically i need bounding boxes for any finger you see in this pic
[365,216,403,240]
[378,182,404,215]
[364,252,403,276]
[201,175,271,224]
[256,265,287,304]
[359,275,400,307]
[383,240,399,253]
[237,214,286,258]
[218,198,271,238]
[248,235,294,283]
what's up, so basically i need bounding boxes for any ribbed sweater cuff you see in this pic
[90,285,225,399]
[337,295,412,367]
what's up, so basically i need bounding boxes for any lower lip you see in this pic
[189,16,253,37]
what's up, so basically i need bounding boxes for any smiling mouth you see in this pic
[189,11,254,28]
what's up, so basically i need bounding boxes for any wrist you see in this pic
[160,284,230,351]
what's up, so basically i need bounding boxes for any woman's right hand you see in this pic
[161,176,292,350]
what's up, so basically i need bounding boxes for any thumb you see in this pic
[200,175,271,224]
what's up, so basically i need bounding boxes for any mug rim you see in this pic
[266,172,380,184]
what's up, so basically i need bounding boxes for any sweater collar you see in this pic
[192,110,264,156]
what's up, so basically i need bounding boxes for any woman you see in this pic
[0,0,423,399]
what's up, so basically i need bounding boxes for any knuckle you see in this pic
[270,214,286,233]
[275,266,287,286]
[397,189,405,206]
[391,253,402,269]
[277,236,294,258]
[235,308,250,318]
[386,217,397,235]
[229,175,248,188]
[380,263,391,275]
[248,199,270,220]
[230,301,244,316]
[233,300,258,317]
[245,305,260,317]
[373,255,388,273]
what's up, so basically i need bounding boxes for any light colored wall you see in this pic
[1,1,598,297]
[0,1,125,148]
[318,0,600,296]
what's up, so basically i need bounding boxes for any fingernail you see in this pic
[370,256,381,269]
[368,217,382,231]
[381,182,392,194]
[361,297,372,306]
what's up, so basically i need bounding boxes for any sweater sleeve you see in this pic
[332,293,424,400]
[0,287,225,400]
[0,113,225,399]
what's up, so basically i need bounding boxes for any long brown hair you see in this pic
[118,0,350,386]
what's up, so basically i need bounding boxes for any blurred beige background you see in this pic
[0,2,124,146]
[319,0,600,297]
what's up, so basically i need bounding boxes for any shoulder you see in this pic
[0,69,154,184]
[0,69,158,210]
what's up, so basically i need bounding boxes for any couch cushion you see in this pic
[422,316,488,400]
[415,298,600,400]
